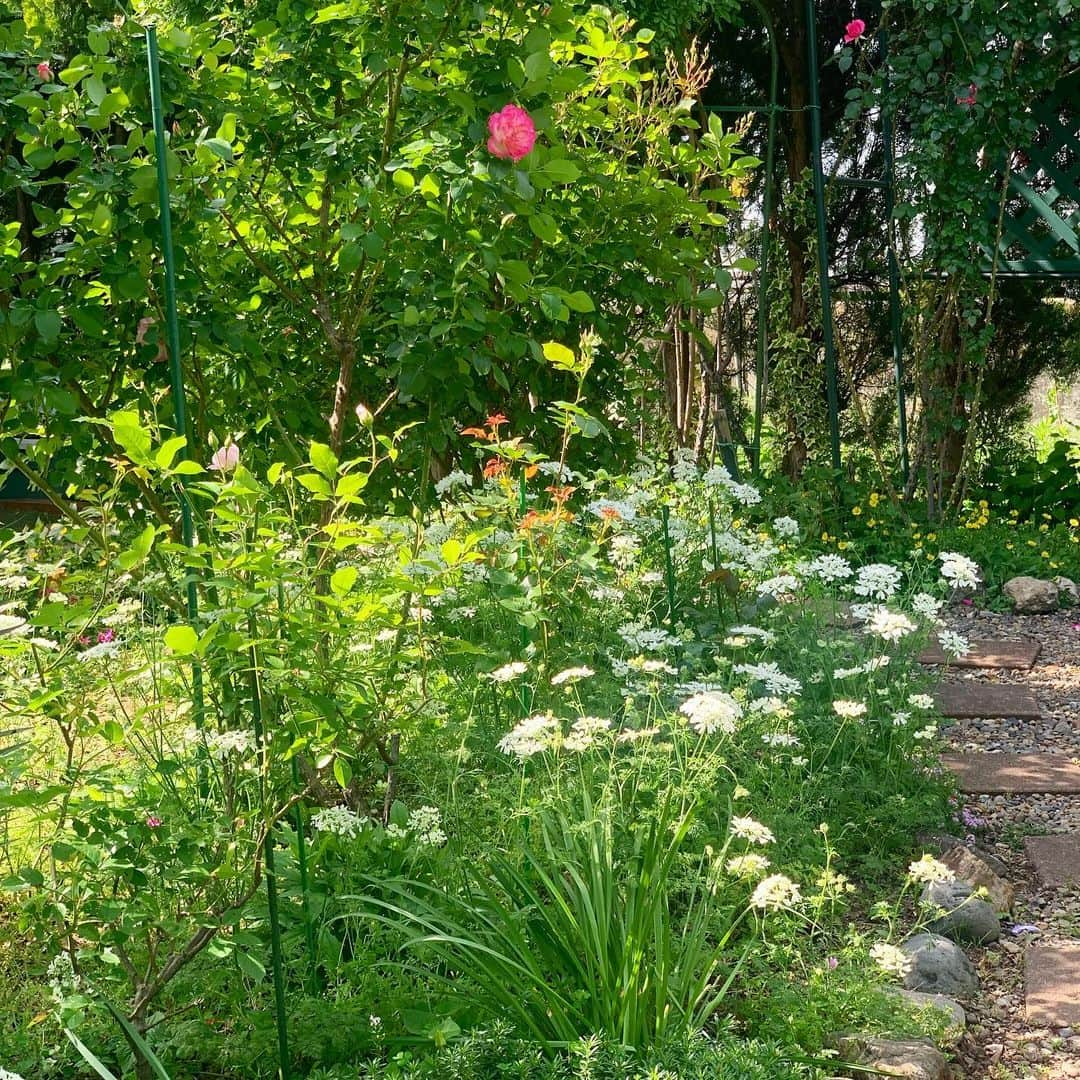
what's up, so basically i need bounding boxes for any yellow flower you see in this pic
[926,532,937,542]
[1070,518,1079,528]
[912,532,922,541]
[837,540,849,550]
[852,506,862,516]
[1027,540,1037,547]
[979,499,988,508]
[1041,551,1050,558]
[1006,542,1014,550]
[868,492,880,508]
[821,531,831,542]
[1051,561,1059,569]
[1040,523,1049,532]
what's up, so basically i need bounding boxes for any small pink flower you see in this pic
[146,816,163,829]
[97,628,115,644]
[36,62,52,82]
[961,597,973,606]
[486,104,537,163]
[826,956,839,970]
[209,443,240,472]
[843,19,866,44]
[957,83,977,106]
[78,634,92,646]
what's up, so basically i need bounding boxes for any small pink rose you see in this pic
[135,316,156,345]
[843,19,866,44]
[97,628,115,644]
[956,83,977,106]
[146,815,163,829]
[486,104,537,163]
[210,443,240,472]
[36,62,52,82]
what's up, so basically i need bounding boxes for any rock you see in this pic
[921,880,1000,944]
[1003,575,1060,614]
[1052,576,1079,604]
[901,933,980,997]
[892,990,967,1044]
[834,1035,947,1080]
[939,845,1014,913]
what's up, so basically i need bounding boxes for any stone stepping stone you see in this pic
[917,638,1041,670]
[1024,834,1080,887]
[942,753,1080,794]
[1025,945,1080,1026]
[933,682,1041,719]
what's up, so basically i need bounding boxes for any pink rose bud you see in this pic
[354,402,374,428]
[146,815,163,829]
[36,62,52,81]
[843,19,866,43]
[209,443,240,472]
[486,104,537,163]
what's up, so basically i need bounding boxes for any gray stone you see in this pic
[901,933,980,997]
[891,990,966,1045]
[921,880,1000,944]
[914,838,1013,912]
[834,1035,947,1080]
[1003,575,1060,613]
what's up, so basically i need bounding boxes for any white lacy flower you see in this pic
[497,714,559,759]
[680,691,743,736]
[724,624,777,646]
[78,640,122,662]
[608,533,640,569]
[773,516,800,539]
[489,661,528,683]
[870,942,912,978]
[628,656,677,676]
[734,662,802,696]
[833,700,867,719]
[937,630,971,657]
[103,598,143,626]
[745,696,790,717]
[618,621,680,652]
[833,656,891,680]
[853,563,903,600]
[756,574,800,599]
[808,553,853,583]
[311,806,367,839]
[939,551,980,590]
[703,464,732,489]
[750,873,802,910]
[913,723,939,741]
[726,853,771,878]
[730,816,775,845]
[892,710,911,726]
[911,593,944,620]
[587,498,637,522]
[407,805,447,847]
[867,607,917,642]
[562,716,612,752]
[907,854,955,884]
[908,693,934,710]
[761,731,801,747]
[551,666,594,686]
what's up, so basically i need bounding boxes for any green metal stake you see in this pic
[660,504,678,628]
[804,0,842,472]
[146,26,205,732]
[517,471,531,714]
[751,2,779,477]
[879,29,910,486]
[247,611,291,1080]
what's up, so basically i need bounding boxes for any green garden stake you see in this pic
[517,470,531,714]
[660,504,678,628]
[708,499,723,622]
[246,610,291,1080]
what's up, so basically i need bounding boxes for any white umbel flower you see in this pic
[907,854,955,883]
[489,661,528,683]
[680,691,743,735]
[939,551,980,590]
[730,816,775,845]
[853,563,903,600]
[937,630,971,657]
[750,873,802,910]
[550,666,594,686]
[832,700,867,719]
[867,607,917,642]
[870,942,912,978]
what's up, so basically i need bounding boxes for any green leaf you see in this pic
[309,441,339,479]
[297,474,332,496]
[102,999,174,1080]
[333,757,353,788]
[542,341,576,370]
[392,169,415,194]
[215,113,237,142]
[201,138,234,161]
[34,309,61,343]
[523,50,551,82]
[527,213,558,243]
[85,75,107,106]
[236,950,266,982]
[117,524,156,571]
[88,29,110,55]
[65,1029,120,1080]
[154,436,187,470]
[542,158,580,184]
[164,625,199,656]
[330,566,358,595]
[562,291,594,313]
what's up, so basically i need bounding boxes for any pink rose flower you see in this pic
[843,19,866,44]
[210,443,240,472]
[36,62,52,81]
[97,628,115,644]
[486,104,537,163]
[146,815,163,829]
[956,84,977,106]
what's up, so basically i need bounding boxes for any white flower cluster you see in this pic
[183,727,257,761]
[833,656,890,680]
[699,463,762,505]
[761,731,801,748]
[617,620,680,653]
[866,607,917,642]
[680,691,742,736]
[488,661,528,683]
[908,693,934,709]
[907,854,955,883]
[911,593,943,621]
[730,816,775,845]
[607,533,640,569]
[832,700,867,719]
[551,666,594,686]
[870,942,912,978]
[853,563,902,600]
[407,805,447,847]
[78,640,122,662]
[587,498,637,523]
[0,1069,26,1080]
[724,625,777,647]
[807,554,852,583]
[670,447,700,483]
[772,516,800,539]
[937,630,971,657]
[102,598,143,626]
[734,661,802,696]
[756,574,800,599]
[726,853,771,877]
[750,873,802,910]
[562,716,612,752]
[498,714,559,759]
[311,806,367,839]
[434,469,472,496]
[939,551,980,590]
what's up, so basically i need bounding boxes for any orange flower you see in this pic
[486,413,508,429]
[546,485,575,503]
[600,506,622,521]
[483,458,507,478]
[524,464,539,479]
[461,426,490,440]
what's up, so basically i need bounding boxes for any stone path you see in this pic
[936,609,1080,1077]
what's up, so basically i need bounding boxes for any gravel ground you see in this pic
[936,607,1080,1079]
